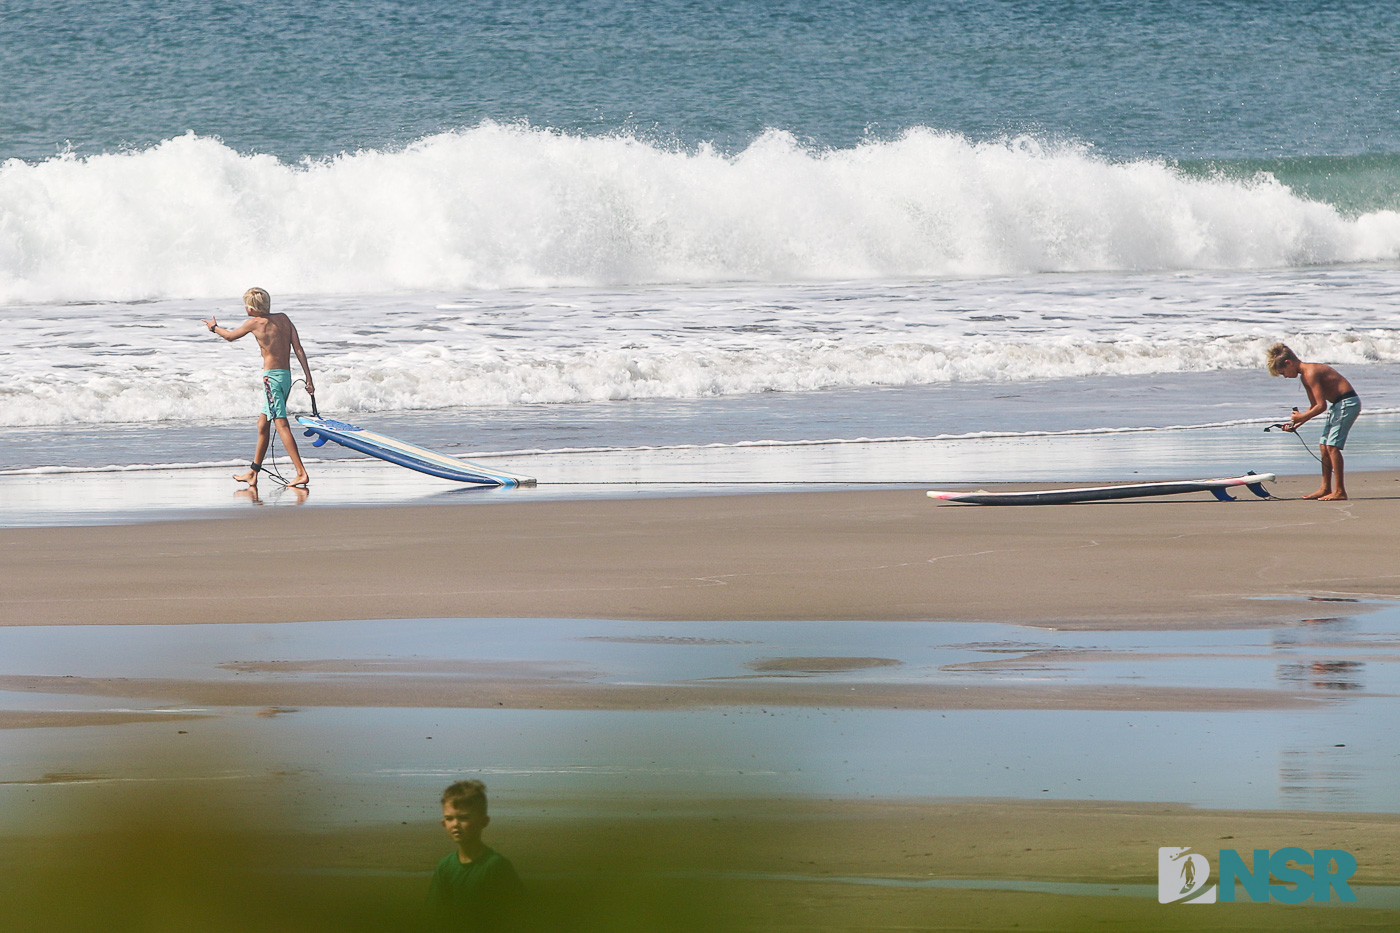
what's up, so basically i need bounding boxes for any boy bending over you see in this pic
[1266,344,1360,501]
[201,287,314,489]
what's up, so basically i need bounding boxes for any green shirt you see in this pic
[426,847,524,932]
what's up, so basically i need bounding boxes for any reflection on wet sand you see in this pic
[233,484,310,507]
[744,656,902,673]
[1277,660,1366,691]
[0,609,1398,930]
[0,613,1398,817]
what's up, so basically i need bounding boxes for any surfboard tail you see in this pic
[1244,471,1276,499]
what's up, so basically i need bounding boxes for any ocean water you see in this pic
[4,0,1400,503]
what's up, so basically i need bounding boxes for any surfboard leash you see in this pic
[256,378,319,489]
[1263,420,1323,463]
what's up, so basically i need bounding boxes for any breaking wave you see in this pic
[5,124,1400,304]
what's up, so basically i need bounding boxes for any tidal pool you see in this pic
[0,610,1397,832]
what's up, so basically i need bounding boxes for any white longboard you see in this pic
[927,473,1275,506]
[298,416,535,487]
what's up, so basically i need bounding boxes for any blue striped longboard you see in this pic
[297,416,535,487]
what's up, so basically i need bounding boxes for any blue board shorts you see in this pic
[261,369,293,419]
[1320,395,1360,449]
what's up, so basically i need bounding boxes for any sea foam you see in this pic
[4,125,1400,304]
[4,326,1399,429]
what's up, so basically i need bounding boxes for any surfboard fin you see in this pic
[1244,471,1274,499]
[1210,488,1237,501]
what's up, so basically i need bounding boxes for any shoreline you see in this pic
[4,470,1398,629]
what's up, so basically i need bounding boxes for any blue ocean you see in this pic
[4,0,1400,518]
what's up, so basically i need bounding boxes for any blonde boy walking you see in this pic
[201,288,315,489]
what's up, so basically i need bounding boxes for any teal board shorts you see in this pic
[1320,395,1360,448]
[260,369,293,419]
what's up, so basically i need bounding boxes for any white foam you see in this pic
[5,328,1399,429]
[4,125,1400,304]
[6,264,1400,429]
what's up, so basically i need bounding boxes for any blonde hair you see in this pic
[243,287,271,315]
[441,779,488,813]
[1265,343,1299,376]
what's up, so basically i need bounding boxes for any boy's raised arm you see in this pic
[200,316,255,341]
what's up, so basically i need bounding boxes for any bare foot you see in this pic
[1319,492,1348,501]
[1301,489,1330,500]
[233,469,259,487]
[286,473,309,489]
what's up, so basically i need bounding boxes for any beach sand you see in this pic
[0,670,1329,713]
[4,470,1398,630]
[3,471,1398,930]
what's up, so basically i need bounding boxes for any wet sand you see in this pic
[0,710,208,729]
[3,470,1399,632]
[0,671,1328,712]
[4,473,1399,928]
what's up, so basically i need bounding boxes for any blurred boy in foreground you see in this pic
[428,780,524,932]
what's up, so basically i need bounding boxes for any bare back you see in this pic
[203,306,313,387]
[247,313,297,370]
[1299,362,1355,405]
